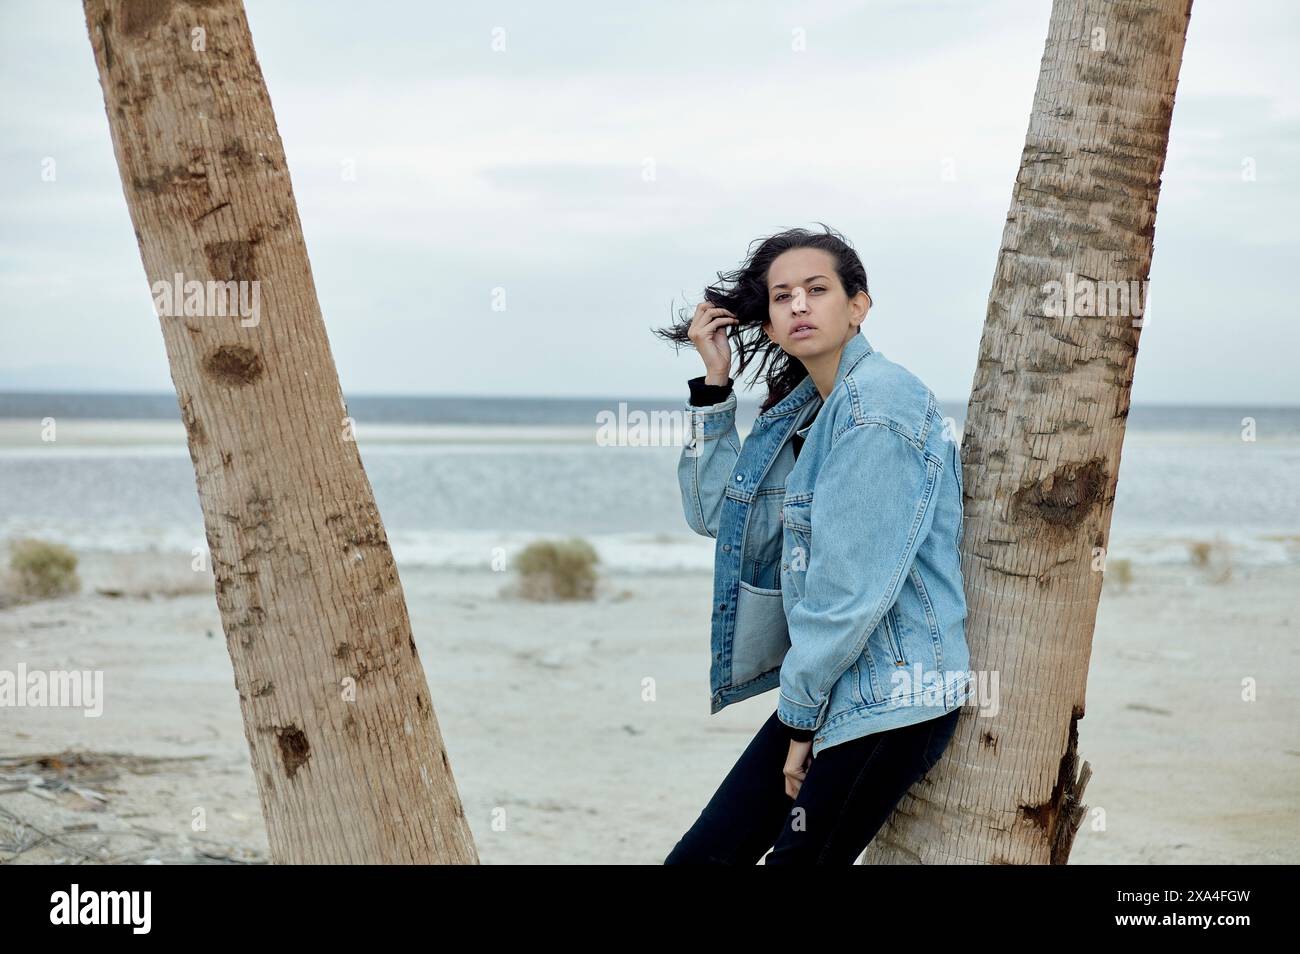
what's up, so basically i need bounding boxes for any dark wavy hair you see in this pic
[653,224,872,413]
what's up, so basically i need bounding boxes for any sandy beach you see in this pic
[1,545,1296,864]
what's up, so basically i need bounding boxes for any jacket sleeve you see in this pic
[776,421,941,733]
[677,376,740,539]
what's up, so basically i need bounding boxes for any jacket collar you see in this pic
[758,331,875,421]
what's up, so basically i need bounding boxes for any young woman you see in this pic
[656,225,974,865]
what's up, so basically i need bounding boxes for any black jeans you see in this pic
[664,707,961,865]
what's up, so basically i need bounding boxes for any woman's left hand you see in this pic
[783,740,813,799]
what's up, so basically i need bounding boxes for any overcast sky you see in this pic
[1,0,1296,404]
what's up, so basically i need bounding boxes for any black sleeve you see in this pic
[687,374,733,407]
[774,712,816,743]
[780,717,815,742]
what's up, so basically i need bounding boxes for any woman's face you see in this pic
[763,247,870,358]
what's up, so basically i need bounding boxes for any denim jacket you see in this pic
[678,332,974,756]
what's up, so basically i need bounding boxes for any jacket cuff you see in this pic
[688,375,734,407]
[776,690,827,734]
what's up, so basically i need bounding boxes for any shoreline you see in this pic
[3,417,1300,450]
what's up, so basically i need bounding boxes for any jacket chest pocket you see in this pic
[780,496,813,600]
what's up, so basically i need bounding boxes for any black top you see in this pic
[688,375,817,743]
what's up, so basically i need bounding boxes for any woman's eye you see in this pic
[812,286,826,293]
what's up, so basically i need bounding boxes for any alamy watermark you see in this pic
[595,403,705,456]
[151,271,261,327]
[1042,271,1149,326]
[889,665,1000,717]
[50,884,150,933]
[0,664,104,717]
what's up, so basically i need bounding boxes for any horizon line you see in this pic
[0,388,1296,411]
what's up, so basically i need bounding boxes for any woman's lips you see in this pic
[790,325,816,338]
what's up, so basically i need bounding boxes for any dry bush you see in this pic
[4,537,81,601]
[1105,557,1133,590]
[514,538,599,601]
[1188,538,1233,583]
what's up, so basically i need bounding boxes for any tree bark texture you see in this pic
[83,0,478,863]
[861,0,1193,864]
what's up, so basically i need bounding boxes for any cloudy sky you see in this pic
[1,0,1296,404]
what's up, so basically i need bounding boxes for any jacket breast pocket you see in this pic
[780,496,813,601]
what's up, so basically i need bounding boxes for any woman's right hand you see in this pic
[783,740,813,799]
[687,302,738,385]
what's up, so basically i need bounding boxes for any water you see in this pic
[1,391,1297,572]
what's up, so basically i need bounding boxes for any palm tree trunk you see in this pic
[82,0,477,864]
[862,0,1193,864]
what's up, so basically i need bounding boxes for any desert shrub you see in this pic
[7,538,81,600]
[1188,539,1232,583]
[515,538,599,601]
[1105,557,1132,588]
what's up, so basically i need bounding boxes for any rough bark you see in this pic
[82,0,477,863]
[861,0,1192,864]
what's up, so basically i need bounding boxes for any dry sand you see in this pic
[1,547,1296,864]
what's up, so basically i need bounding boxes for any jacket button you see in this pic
[722,543,731,551]
[718,603,727,611]
[735,474,743,481]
